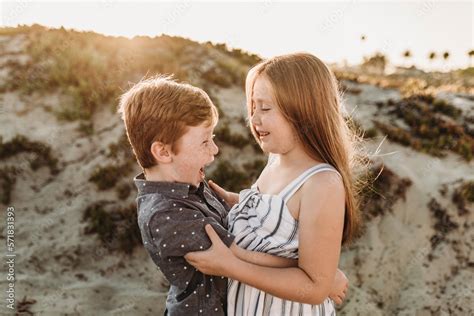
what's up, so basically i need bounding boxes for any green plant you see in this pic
[373,95,474,161]
[116,182,133,200]
[358,164,412,221]
[83,201,141,254]
[452,180,474,215]
[0,135,59,174]
[0,167,18,205]
[208,160,250,192]
[215,123,249,148]
[428,198,458,250]
[89,162,133,190]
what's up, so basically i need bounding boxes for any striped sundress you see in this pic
[227,162,341,316]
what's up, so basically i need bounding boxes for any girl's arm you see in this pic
[230,242,298,268]
[186,171,346,305]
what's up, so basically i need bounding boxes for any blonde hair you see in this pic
[118,75,218,169]
[246,53,364,245]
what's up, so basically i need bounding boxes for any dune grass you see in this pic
[373,94,473,161]
[0,135,59,174]
[83,201,141,254]
[3,25,258,122]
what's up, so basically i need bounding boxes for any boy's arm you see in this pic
[229,242,298,268]
[150,206,235,258]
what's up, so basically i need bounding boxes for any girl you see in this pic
[185,52,362,315]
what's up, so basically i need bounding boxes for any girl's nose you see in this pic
[251,112,261,126]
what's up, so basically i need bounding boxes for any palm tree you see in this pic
[443,51,450,61]
[468,50,474,67]
[403,50,412,67]
[360,35,366,41]
[428,51,436,61]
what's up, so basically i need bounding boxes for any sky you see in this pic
[1,1,472,71]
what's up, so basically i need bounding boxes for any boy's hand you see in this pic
[328,269,348,305]
[208,180,239,206]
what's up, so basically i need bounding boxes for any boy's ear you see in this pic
[150,141,173,164]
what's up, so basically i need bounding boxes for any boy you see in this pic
[118,76,347,315]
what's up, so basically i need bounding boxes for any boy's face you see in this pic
[170,121,218,187]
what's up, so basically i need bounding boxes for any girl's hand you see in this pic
[328,269,348,305]
[184,224,237,276]
[208,180,239,207]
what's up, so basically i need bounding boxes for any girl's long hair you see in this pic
[246,52,367,245]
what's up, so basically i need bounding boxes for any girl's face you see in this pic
[250,75,298,154]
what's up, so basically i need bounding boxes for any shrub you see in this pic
[428,198,458,250]
[215,123,249,149]
[83,201,141,254]
[373,95,474,161]
[116,182,133,200]
[358,164,412,221]
[208,160,250,192]
[452,180,474,216]
[0,135,59,174]
[0,167,18,205]
[89,162,133,190]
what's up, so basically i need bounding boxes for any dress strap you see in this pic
[278,163,341,203]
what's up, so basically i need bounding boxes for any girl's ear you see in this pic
[150,141,173,164]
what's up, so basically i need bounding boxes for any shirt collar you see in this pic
[133,173,204,198]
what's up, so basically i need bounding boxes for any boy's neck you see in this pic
[143,166,172,182]
[143,166,202,188]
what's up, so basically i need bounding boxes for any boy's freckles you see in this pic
[169,123,218,187]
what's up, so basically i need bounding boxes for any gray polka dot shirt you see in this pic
[134,173,236,315]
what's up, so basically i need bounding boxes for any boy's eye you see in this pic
[203,134,216,144]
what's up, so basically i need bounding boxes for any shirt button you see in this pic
[172,189,175,192]
[174,231,177,235]
[173,203,176,207]
[181,244,184,248]
[162,244,166,247]
[215,308,218,311]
